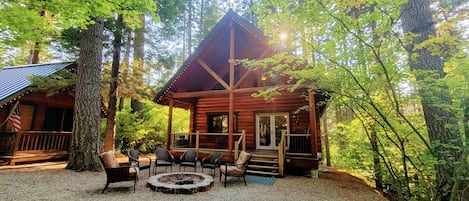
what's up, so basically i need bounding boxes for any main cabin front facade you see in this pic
[0,62,77,165]
[155,10,328,176]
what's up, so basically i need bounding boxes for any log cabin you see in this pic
[0,62,77,165]
[155,10,328,177]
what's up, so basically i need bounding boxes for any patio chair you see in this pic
[153,148,174,174]
[220,151,252,187]
[201,152,223,176]
[128,149,152,176]
[97,151,138,193]
[179,150,198,172]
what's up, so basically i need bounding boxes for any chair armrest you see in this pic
[201,156,210,164]
[119,162,131,166]
[128,154,139,161]
[169,154,175,161]
[180,153,185,161]
[106,166,132,176]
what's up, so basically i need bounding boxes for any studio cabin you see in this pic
[155,10,328,177]
[0,62,76,165]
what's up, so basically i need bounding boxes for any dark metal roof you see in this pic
[0,61,75,107]
[154,9,278,106]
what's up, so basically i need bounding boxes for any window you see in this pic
[43,108,73,131]
[207,113,237,133]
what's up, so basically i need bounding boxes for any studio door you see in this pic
[256,113,289,150]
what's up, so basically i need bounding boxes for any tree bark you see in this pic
[66,17,104,171]
[104,15,123,152]
[28,10,46,64]
[187,0,193,56]
[370,126,383,191]
[400,1,463,200]
[131,15,144,114]
[119,29,132,112]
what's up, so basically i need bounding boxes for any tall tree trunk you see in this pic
[400,1,464,200]
[67,17,104,171]
[322,109,331,166]
[28,42,40,64]
[199,0,204,40]
[104,15,123,152]
[119,29,132,112]
[187,0,193,56]
[131,15,144,114]
[370,126,383,191]
[28,10,46,64]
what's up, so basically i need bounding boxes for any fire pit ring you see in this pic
[147,172,214,194]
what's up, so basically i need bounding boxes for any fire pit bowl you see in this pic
[147,172,214,194]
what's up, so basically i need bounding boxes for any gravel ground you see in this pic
[0,161,387,201]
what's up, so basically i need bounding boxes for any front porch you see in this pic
[167,131,320,177]
[0,131,71,165]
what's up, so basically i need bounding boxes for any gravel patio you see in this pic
[0,159,387,201]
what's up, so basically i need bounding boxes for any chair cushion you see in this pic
[129,167,139,176]
[220,165,243,175]
[236,151,250,169]
[102,150,120,168]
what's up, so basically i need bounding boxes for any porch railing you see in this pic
[170,130,245,154]
[277,132,314,176]
[0,131,72,156]
[285,133,312,154]
[234,130,246,160]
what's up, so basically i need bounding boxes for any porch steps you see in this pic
[247,153,281,177]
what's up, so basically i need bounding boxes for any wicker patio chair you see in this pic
[153,148,174,174]
[220,151,252,187]
[201,152,223,176]
[128,149,152,176]
[179,150,198,172]
[97,151,138,193]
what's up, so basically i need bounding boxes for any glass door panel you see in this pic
[256,113,289,150]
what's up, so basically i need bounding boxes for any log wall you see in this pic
[193,91,321,152]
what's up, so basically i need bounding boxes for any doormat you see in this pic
[245,175,276,186]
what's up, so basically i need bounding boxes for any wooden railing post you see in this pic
[242,130,246,152]
[278,132,285,176]
[234,142,239,161]
[195,131,200,152]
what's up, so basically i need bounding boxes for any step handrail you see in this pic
[277,131,286,176]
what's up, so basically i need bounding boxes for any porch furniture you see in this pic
[97,151,138,193]
[128,149,152,176]
[153,148,174,174]
[220,151,252,187]
[201,152,223,176]
[179,150,198,172]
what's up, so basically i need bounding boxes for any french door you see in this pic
[256,113,289,150]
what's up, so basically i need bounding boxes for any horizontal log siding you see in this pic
[194,91,321,152]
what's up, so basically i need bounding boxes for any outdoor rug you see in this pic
[229,175,276,186]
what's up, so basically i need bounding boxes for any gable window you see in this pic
[43,108,73,131]
[207,113,237,133]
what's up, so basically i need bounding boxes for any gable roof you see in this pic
[0,61,76,107]
[155,10,280,106]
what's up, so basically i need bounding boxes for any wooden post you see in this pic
[228,21,235,153]
[308,91,318,158]
[189,105,195,133]
[195,131,200,151]
[242,130,246,151]
[165,98,174,149]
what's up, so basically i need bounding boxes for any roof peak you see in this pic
[3,61,75,69]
